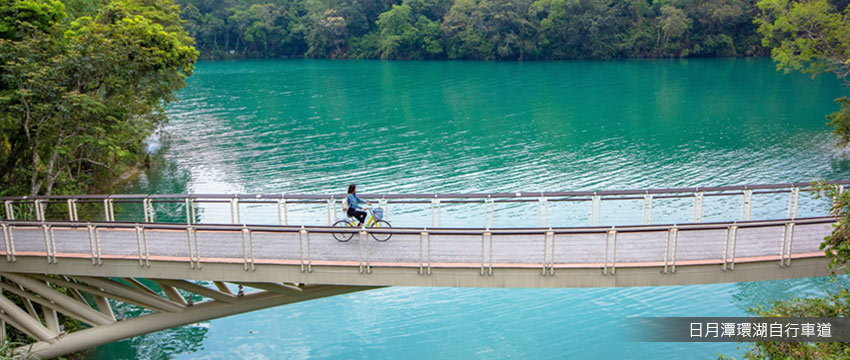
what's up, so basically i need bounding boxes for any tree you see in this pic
[532,0,625,59]
[167,0,778,60]
[658,5,691,54]
[741,289,850,359]
[377,4,415,59]
[812,181,850,273]
[0,0,197,196]
[731,181,850,359]
[376,3,444,59]
[307,8,347,58]
[757,0,850,84]
[229,3,297,57]
[0,0,65,40]
[478,0,537,59]
[756,0,850,141]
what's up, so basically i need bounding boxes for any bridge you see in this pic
[0,180,844,357]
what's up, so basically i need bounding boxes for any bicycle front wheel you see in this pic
[370,220,392,242]
[332,219,356,242]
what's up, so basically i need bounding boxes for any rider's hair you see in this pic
[348,184,356,194]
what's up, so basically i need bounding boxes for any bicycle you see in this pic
[332,207,392,242]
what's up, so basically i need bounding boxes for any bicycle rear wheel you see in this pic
[332,219,356,242]
[370,220,392,242]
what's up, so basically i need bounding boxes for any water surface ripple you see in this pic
[97,58,850,359]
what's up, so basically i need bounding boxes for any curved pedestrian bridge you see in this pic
[0,216,835,287]
[0,180,843,357]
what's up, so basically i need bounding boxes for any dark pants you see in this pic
[347,208,367,225]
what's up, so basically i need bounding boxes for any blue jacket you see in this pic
[347,193,366,211]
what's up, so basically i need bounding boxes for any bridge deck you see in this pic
[0,220,830,268]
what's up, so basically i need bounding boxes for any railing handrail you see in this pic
[1,180,848,202]
[0,216,836,236]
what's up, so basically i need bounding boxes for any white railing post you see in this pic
[697,191,704,222]
[4,200,14,220]
[785,223,795,267]
[692,190,704,223]
[277,198,283,225]
[541,231,548,275]
[786,187,794,219]
[648,194,653,224]
[791,187,800,219]
[430,197,437,227]
[87,224,96,265]
[66,199,73,221]
[589,192,597,226]
[299,227,306,272]
[34,200,42,222]
[722,226,730,271]
[480,232,486,276]
[135,225,144,267]
[419,231,426,275]
[485,197,490,228]
[41,224,52,263]
[102,199,110,222]
[604,228,618,275]
[282,198,288,225]
[739,190,747,221]
[358,230,366,274]
[187,226,197,269]
[729,225,738,270]
[596,194,602,226]
[671,227,679,273]
[2,223,12,261]
[746,190,753,221]
[240,225,249,271]
[143,198,149,223]
[109,199,115,222]
[184,198,192,225]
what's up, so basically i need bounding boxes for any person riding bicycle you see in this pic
[346,184,371,226]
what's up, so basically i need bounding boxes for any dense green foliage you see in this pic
[740,289,850,359]
[731,181,850,359]
[813,181,850,273]
[176,0,770,60]
[0,0,198,196]
[756,0,850,142]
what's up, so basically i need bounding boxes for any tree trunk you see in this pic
[43,135,65,196]
[29,141,40,196]
[44,147,60,196]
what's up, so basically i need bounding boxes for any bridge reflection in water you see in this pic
[0,180,843,358]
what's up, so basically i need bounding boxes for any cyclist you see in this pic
[346,184,371,226]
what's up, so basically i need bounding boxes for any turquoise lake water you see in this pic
[91,58,850,358]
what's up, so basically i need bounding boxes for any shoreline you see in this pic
[109,162,145,190]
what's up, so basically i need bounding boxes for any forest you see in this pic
[177,0,776,60]
[0,0,197,197]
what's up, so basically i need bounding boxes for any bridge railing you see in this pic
[1,180,847,228]
[0,214,835,274]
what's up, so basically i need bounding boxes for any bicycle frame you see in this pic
[348,209,377,227]
[334,207,391,242]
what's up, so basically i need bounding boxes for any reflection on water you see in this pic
[119,58,849,227]
[731,276,849,314]
[87,280,210,359]
[92,58,850,359]
[89,276,850,359]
